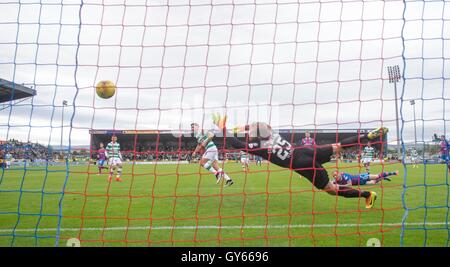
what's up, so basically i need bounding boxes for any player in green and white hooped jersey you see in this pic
[240,151,249,172]
[191,123,234,187]
[361,142,375,174]
[105,135,123,182]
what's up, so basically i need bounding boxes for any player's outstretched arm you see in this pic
[338,127,389,149]
[192,144,203,157]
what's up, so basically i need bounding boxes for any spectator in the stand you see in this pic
[301,131,316,147]
[0,140,54,165]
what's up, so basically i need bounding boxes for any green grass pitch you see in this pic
[0,161,449,247]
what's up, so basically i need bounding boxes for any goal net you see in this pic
[0,0,448,247]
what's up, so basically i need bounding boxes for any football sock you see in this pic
[204,161,216,174]
[218,168,231,181]
[378,171,397,179]
[336,187,371,198]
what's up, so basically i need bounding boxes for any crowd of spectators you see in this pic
[91,136,390,163]
[0,139,50,162]
[1,134,395,166]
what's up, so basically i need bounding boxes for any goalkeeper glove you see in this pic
[212,113,227,130]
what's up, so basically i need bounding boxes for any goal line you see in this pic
[1,222,447,233]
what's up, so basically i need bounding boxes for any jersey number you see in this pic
[272,138,292,160]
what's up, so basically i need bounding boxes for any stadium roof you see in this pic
[0,78,36,103]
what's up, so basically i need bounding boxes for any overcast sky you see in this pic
[0,0,449,147]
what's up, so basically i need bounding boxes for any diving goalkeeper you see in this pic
[212,114,388,209]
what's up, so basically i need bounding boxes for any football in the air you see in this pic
[95,80,116,99]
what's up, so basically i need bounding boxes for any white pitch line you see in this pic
[0,222,448,233]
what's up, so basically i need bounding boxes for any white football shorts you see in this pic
[202,147,218,162]
[108,158,122,166]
